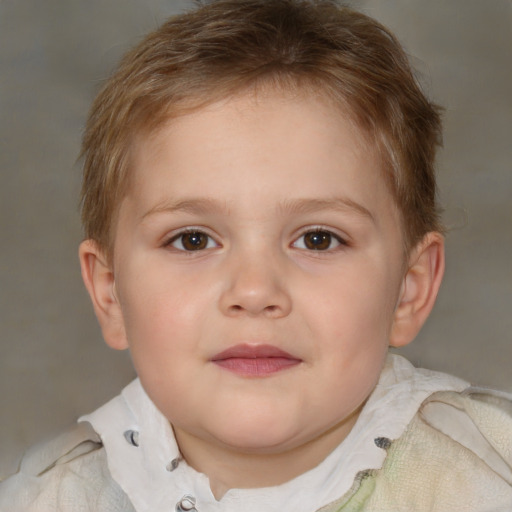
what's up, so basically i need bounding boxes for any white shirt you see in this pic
[80,355,468,512]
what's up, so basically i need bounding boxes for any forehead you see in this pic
[121,89,400,233]
[132,91,377,180]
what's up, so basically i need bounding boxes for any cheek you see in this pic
[119,258,216,336]
[122,291,207,350]
[307,268,397,343]
[119,281,212,419]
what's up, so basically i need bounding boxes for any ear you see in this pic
[79,239,128,350]
[390,232,445,348]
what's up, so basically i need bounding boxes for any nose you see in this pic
[219,252,292,319]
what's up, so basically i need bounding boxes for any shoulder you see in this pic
[366,387,512,511]
[420,387,512,471]
[0,422,135,512]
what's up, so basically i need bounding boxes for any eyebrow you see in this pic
[141,198,229,220]
[277,197,375,222]
[141,196,374,222]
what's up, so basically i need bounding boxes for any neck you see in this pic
[173,407,361,500]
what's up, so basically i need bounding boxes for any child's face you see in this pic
[108,91,408,457]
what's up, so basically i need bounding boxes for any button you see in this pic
[123,430,140,447]
[175,494,197,512]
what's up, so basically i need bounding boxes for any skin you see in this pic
[80,89,444,498]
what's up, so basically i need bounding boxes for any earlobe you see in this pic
[79,240,128,350]
[390,232,445,348]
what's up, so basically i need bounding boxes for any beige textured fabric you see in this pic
[0,423,135,512]
[320,390,512,511]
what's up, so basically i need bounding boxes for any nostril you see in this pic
[228,303,280,315]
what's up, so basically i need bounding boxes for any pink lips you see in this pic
[211,344,301,377]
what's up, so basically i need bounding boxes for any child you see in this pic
[1,0,511,510]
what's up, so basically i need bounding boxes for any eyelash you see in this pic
[164,227,347,253]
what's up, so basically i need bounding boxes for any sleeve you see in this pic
[359,387,512,511]
[0,422,135,512]
[420,387,512,485]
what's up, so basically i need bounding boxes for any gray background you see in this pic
[0,1,511,477]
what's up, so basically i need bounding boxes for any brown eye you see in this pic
[292,230,343,251]
[304,231,332,250]
[170,231,216,251]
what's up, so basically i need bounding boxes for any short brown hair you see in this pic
[81,0,443,259]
